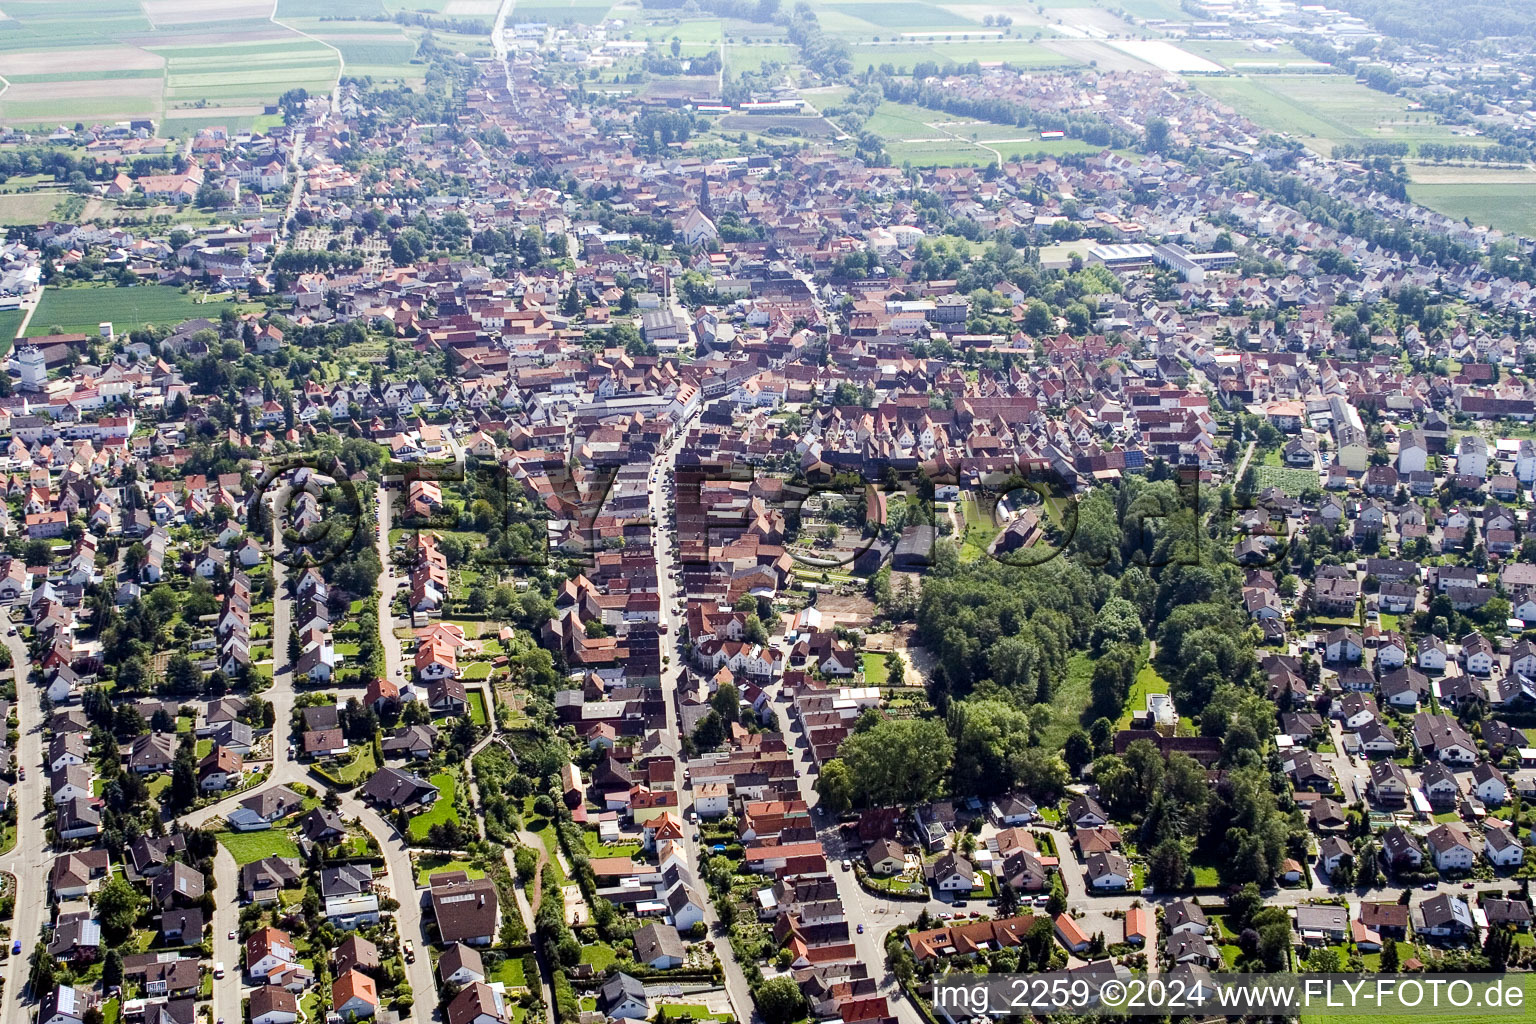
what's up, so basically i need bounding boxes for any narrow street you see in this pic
[646,412,758,1023]
[0,622,45,1024]
[176,481,437,1017]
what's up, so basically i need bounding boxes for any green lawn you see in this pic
[467,689,489,726]
[29,285,257,336]
[414,856,485,886]
[1116,658,1172,730]
[1036,650,1096,750]
[957,497,1001,562]
[491,955,528,988]
[330,743,377,785]
[407,772,459,841]
[580,942,618,971]
[216,830,301,865]
[522,798,568,884]
[860,652,889,685]
[582,831,642,859]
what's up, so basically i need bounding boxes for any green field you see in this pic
[1300,976,1536,1024]
[30,285,253,336]
[725,43,798,73]
[1408,182,1536,239]
[509,0,614,24]
[1181,39,1325,70]
[861,652,889,684]
[0,0,354,130]
[1255,464,1319,497]
[826,2,976,30]
[862,98,1107,166]
[1196,75,1488,157]
[0,310,27,355]
[1037,650,1096,750]
[216,829,301,865]
[848,41,1068,73]
[0,191,67,226]
[407,771,459,841]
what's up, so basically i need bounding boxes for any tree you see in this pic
[96,876,143,942]
[1485,924,1513,971]
[1063,729,1093,775]
[28,942,55,996]
[1331,853,1355,889]
[996,881,1019,919]
[102,948,124,989]
[756,976,807,1024]
[1045,872,1067,916]
[1144,116,1170,154]
[838,717,953,806]
[711,681,740,724]
[691,711,725,752]
[815,758,853,814]
[1022,299,1052,335]
[1379,935,1400,972]
[1146,839,1188,891]
[164,652,201,694]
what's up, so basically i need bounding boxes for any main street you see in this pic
[0,621,46,1024]
[645,410,759,1024]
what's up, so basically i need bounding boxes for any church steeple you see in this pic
[699,171,710,216]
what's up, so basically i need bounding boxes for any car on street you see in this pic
[1422,883,1437,890]
[228,930,236,939]
[403,941,415,962]
[840,859,851,870]
[213,963,225,978]
[1140,886,1154,896]
[16,767,22,779]
[857,923,864,933]
[11,940,19,954]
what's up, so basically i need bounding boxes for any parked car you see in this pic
[403,942,415,962]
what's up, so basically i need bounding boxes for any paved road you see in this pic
[0,621,46,1024]
[211,846,240,1024]
[648,412,760,1023]
[178,482,437,1020]
[770,685,931,1024]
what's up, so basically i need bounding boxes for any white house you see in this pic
[1427,825,1479,872]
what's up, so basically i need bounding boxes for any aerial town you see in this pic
[0,0,1530,1023]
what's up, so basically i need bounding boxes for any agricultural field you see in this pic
[1180,38,1329,72]
[507,0,615,25]
[0,191,69,226]
[30,284,256,336]
[1407,182,1536,240]
[863,99,1109,166]
[847,40,1070,73]
[0,0,352,131]
[1195,74,1490,157]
